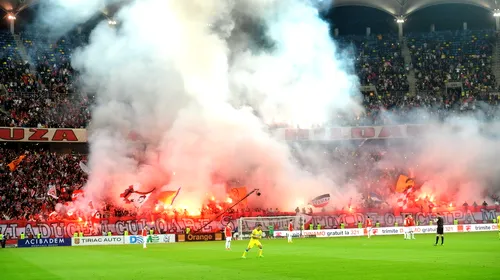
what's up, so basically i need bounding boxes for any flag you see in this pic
[91,210,101,223]
[311,194,331,208]
[229,187,248,207]
[396,187,415,209]
[8,155,26,171]
[47,184,58,199]
[157,188,181,206]
[119,184,155,208]
[79,161,90,175]
[369,192,384,203]
[72,189,85,201]
[395,175,415,193]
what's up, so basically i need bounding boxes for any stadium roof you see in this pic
[0,0,37,15]
[332,0,499,16]
[0,0,131,18]
[0,0,497,18]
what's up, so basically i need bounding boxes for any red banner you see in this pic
[0,207,497,238]
[0,127,87,142]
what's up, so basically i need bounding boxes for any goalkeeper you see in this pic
[242,224,264,258]
[268,224,274,239]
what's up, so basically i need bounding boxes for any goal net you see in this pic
[237,215,302,239]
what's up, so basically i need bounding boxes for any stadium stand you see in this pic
[0,11,499,221]
[340,34,409,94]
[408,30,496,93]
[0,145,87,220]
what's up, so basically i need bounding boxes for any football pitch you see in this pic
[1,232,499,280]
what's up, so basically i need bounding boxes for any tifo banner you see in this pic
[0,127,87,142]
[17,238,72,248]
[273,224,497,238]
[0,207,498,238]
[125,234,176,244]
[72,236,125,246]
[277,122,500,141]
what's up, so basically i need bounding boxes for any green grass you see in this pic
[1,232,499,280]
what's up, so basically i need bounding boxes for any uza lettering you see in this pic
[0,128,83,142]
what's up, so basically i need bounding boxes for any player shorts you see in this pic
[437,227,444,235]
[409,227,415,232]
[226,237,232,241]
[269,231,274,237]
[247,239,262,248]
[366,227,372,233]
[403,227,409,233]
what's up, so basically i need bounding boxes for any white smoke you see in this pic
[38,0,362,211]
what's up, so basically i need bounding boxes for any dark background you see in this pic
[0,3,494,36]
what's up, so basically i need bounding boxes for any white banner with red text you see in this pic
[273,224,498,238]
[275,122,500,141]
[0,127,87,142]
[1,123,500,142]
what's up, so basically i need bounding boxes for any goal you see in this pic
[237,215,302,239]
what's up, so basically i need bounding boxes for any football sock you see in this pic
[259,249,263,256]
[435,236,439,245]
[441,236,444,245]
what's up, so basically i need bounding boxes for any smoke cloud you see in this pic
[38,0,362,212]
[37,0,500,214]
[375,111,500,206]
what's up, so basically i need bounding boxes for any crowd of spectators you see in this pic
[408,30,496,93]
[340,34,410,94]
[0,28,500,221]
[0,144,87,221]
[0,92,91,128]
[0,30,497,128]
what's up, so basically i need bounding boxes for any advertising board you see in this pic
[272,224,497,238]
[72,236,125,246]
[17,238,72,248]
[125,234,176,244]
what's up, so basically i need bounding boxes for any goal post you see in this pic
[237,215,302,239]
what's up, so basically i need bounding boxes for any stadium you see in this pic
[0,0,499,279]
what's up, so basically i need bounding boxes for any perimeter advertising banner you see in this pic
[125,234,176,244]
[18,238,72,248]
[72,236,125,246]
[272,224,497,238]
[178,233,223,242]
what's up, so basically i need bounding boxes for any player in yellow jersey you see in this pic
[497,215,500,239]
[242,224,264,258]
